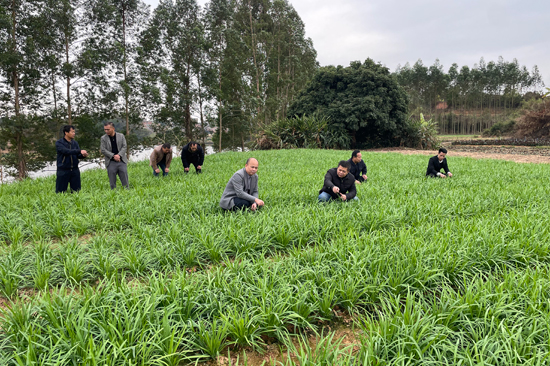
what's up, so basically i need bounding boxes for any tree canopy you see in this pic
[289,59,409,147]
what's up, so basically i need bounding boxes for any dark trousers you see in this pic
[107,161,129,189]
[56,169,81,193]
[153,162,168,176]
[184,160,202,173]
[232,197,253,210]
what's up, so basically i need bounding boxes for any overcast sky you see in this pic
[142,0,549,88]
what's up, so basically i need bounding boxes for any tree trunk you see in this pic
[65,35,72,125]
[218,65,222,153]
[247,0,261,122]
[197,69,206,150]
[185,62,192,141]
[122,8,130,159]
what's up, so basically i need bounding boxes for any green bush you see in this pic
[482,119,516,137]
[254,115,350,150]
[402,113,440,149]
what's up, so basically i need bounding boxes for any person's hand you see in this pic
[251,203,257,211]
[447,172,453,177]
[81,150,88,157]
[164,168,169,173]
[114,154,121,162]
[184,167,189,172]
[362,174,367,180]
[255,198,264,207]
[197,165,202,170]
[155,168,160,174]
[332,186,340,194]
[339,193,347,201]
[439,173,446,179]
[355,180,361,185]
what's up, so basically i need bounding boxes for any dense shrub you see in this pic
[288,59,409,148]
[514,98,550,138]
[482,118,516,137]
[254,115,350,150]
[401,113,440,149]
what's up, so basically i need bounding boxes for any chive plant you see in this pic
[1,150,550,364]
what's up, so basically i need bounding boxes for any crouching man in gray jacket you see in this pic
[220,158,265,211]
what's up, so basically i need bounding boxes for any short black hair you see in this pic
[351,150,361,158]
[162,143,171,149]
[103,121,115,128]
[439,148,447,154]
[338,160,351,171]
[189,141,199,146]
[62,125,75,135]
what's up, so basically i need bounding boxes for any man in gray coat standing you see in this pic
[100,122,129,189]
[220,158,264,211]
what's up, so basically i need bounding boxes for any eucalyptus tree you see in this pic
[139,0,203,145]
[81,0,149,157]
[0,0,55,179]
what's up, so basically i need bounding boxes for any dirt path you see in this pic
[368,146,550,164]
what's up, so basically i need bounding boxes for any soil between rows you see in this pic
[368,145,550,164]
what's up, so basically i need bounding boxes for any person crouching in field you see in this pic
[181,141,204,174]
[426,148,453,178]
[348,150,367,184]
[318,160,357,202]
[150,143,173,177]
[220,158,264,211]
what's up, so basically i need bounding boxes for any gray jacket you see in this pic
[100,132,128,167]
[219,168,259,210]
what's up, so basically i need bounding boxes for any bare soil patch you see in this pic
[369,146,550,164]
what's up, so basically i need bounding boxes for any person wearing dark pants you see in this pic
[100,122,129,189]
[55,125,88,193]
[150,143,172,177]
[181,141,204,174]
[318,160,357,202]
[426,148,453,178]
[348,150,368,184]
[220,158,264,211]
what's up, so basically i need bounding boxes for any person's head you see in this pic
[337,160,351,178]
[161,143,171,154]
[245,158,258,176]
[188,141,199,152]
[351,150,362,163]
[437,147,447,161]
[103,122,115,137]
[62,125,76,140]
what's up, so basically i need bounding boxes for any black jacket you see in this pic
[426,155,450,176]
[347,158,367,180]
[319,168,357,200]
[181,143,205,167]
[56,138,85,170]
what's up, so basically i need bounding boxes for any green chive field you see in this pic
[1,149,550,365]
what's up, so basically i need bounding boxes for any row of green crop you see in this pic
[2,237,550,365]
[1,201,549,297]
[0,152,548,247]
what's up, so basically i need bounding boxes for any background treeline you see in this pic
[0,0,317,179]
[394,57,545,135]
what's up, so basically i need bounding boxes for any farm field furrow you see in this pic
[1,149,550,365]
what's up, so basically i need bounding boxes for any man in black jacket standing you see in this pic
[426,148,453,178]
[181,141,204,174]
[56,125,88,193]
[318,160,357,202]
[348,150,367,184]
